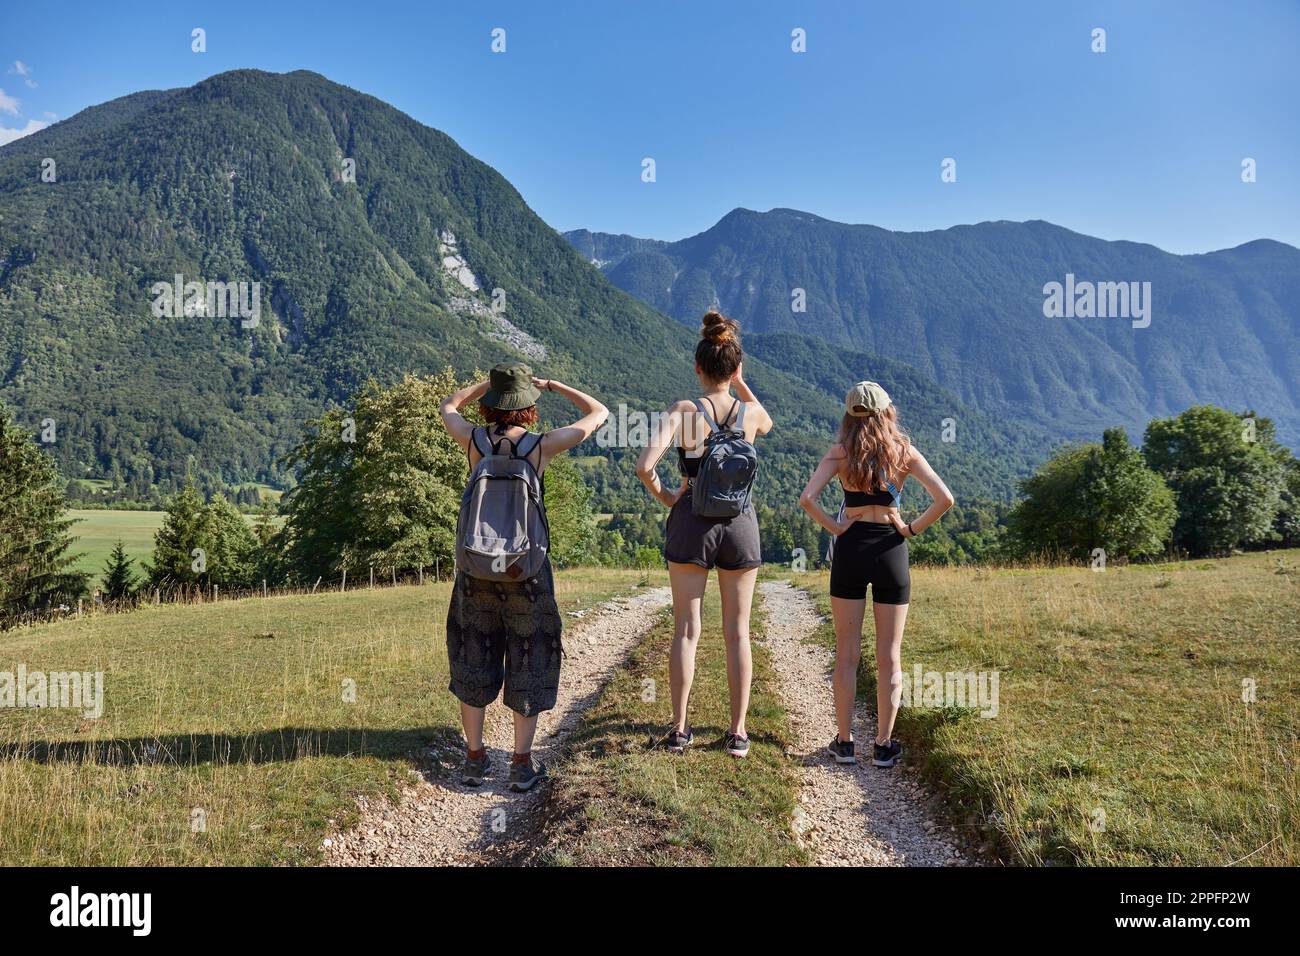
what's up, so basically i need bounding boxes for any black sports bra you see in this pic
[843,487,898,507]
[842,471,901,508]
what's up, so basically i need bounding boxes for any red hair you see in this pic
[479,404,539,428]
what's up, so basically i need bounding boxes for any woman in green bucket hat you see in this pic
[439,363,608,792]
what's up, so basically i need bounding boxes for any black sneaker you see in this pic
[724,732,750,759]
[664,728,694,753]
[872,739,903,767]
[508,758,548,792]
[827,736,856,765]
[460,752,491,786]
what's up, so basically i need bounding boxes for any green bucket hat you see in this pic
[482,362,541,411]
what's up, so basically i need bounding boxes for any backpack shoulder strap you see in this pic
[470,427,492,461]
[515,431,544,464]
[730,400,745,431]
[693,398,719,432]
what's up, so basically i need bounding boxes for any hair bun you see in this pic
[701,310,739,346]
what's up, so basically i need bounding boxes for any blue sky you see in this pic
[2,0,1297,252]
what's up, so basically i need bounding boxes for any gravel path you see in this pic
[322,585,672,867]
[758,581,970,866]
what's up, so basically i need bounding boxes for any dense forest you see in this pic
[568,209,1300,449]
[1,69,1051,514]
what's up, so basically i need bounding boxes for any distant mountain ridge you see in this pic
[0,70,1039,510]
[565,210,1300,448]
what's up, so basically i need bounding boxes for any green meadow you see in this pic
[67,509,273,580]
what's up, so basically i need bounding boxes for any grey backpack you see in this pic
[456,427,550,581]
[690,399,759,518]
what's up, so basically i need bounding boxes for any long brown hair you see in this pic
[695,310,742,383]
[838,405,911,491]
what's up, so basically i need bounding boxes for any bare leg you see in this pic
[667,561,708,733]
[512,712,540,755]
[830,596,867,742]
[460,702,486,751]
[872,601,909,744]
[717,567,758,737]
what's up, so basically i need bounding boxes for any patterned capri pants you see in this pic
[445,561,564,717]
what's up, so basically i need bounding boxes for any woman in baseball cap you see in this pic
[798,380,954,769]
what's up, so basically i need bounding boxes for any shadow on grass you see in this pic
[0,725,461,766]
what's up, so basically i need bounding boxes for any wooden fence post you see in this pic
[341,568,347,593]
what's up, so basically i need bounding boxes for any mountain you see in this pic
[1,69,712,494]
[0,71,1042,511]
[565,209,1300,449]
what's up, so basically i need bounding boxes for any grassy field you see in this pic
[791,549,1300,866]
[67,509,273,579]
[0,568,652,865]
[4,551,1294,866]
[529,587,806,866]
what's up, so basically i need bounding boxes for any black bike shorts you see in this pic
[829,521,911,604]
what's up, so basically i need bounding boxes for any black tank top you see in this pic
[678,398,740,478]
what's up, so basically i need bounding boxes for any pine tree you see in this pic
[205,494,259,588]
[0,405,89,624]
[146,478,212,589]
[101,540,138,602]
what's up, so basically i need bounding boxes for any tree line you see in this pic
[4,382,1299,627]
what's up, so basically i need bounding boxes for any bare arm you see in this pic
[439,380,490,452]
[536,379,609,464]
[635,400,690,508]
[732,363,773,437]
[799,445,853,536]
[884,447,955,538]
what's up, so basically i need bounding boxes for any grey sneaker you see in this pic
[664,728,694,753]
[508,758,548,792]
[724,732,750,759]
[827,736,856,765]
[461,752,491,786]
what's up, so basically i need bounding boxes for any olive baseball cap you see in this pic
[482,362,541,410]
[845,380,891,416]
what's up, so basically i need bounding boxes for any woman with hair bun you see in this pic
[636,310,773,758]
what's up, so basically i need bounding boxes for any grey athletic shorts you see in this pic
[446,563,563,717]
[664,496,762,571]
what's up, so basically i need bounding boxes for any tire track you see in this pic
[759,580,970,866]
[322,585,672,867]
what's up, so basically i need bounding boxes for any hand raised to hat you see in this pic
[531,376,554,392]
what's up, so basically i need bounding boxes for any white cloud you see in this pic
[0,118,49,147]
[0,88,19,116]
[8,61,36,89]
